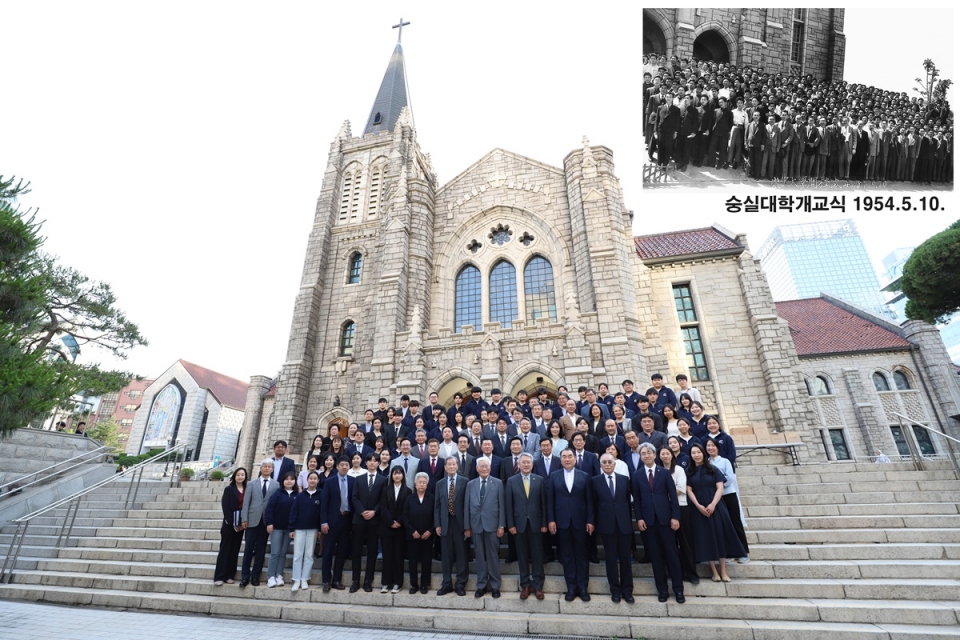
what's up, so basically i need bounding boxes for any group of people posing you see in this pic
[644,55,952,185]
[212,374,750,605]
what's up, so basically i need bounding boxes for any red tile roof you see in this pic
[775,298,912,356]
[178,359,249,410]
[634,226,742,261]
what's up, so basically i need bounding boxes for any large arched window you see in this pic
[347,252,362,284]
[454,265,481,332]
[489,260,518,328]
[893,370,911,390]
[524,255,557,322]
[872,372,890,392]
[806,375,830,396]
[339,321,355,357]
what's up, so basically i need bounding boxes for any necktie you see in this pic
[461,454,466,470]
[448,478,456,515]
[608,474,615,497]
[648,469,655,490]
[261,479,267,498]
[340,476,348,511]
[420,445,424,457]
[474,437,480,451]
[523,475,529,498]
[577,453,583,469]
[431,458,436,474]
[368,474,374,489]
[480,478,487,503]
[544,459,550,474]
[523,434,528,448]
[501,436,506,449]
[403,457,408,472]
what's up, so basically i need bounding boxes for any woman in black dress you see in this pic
[380,466,411,593]
[685,443,746,582]
[402,472,434,594]
[213,467,247,585]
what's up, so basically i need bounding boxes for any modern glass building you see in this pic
[881,247,960,365]
[756,219,893,319]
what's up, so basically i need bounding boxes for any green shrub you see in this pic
[209,470,225,481]
[179,467,195,478]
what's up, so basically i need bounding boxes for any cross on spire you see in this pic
[392,17,410,42]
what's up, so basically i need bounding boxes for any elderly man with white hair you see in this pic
[239,458,279,587]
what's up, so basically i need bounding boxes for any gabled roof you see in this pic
[363,43,412,136]
[178,359,249,410]
[775,297,912,357]
[634,225,743,264]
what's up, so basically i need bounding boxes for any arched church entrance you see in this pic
[510,372,560,401]
[436,377,475,410]
[323,417,348,438]
[693,30,731,63]
[643,11,667,55]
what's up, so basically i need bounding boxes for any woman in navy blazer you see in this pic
[380,466,411,593]
[688,402,709,438]
[289,471,323,590]
[213,468,248,585]
[264,472,298,587]
[703,416,737,470]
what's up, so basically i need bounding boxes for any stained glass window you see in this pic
[524,256,557,322]
[340,321,355,357]
[489,260,518,328]
[455,265,481,332]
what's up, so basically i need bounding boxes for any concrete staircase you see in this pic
[1,461,959,638]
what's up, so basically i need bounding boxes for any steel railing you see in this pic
[0,442,187,584]
[0,445,111,499]
[889,411,960,478]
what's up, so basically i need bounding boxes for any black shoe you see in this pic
[410,586,419,594]
[455,587,466,596]
[676,592,685,604]
[639,555,651,564]
[687,576,700,585]
[475,588,485,598]
[420,586,429,594]
[239,579,249,588]
[250,579,260,587]
[437,586,453,596]
[322,583,331,593]
[491,589,501,598]
[349,582,360,593]
[564,590,576,602]
[611,595,621,603]
[363,584,373,593]
[589,556,600,564]
[623,594,635,604]
[507,555,517,563]
[658,593,669,603]
[580,592,591,602]
[331,582,345,590]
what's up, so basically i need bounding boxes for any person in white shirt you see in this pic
[674,374,702,405]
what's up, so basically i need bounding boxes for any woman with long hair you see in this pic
[289,470,322,591]
[380,466,410,593]
[376,448,393,476]
[704,438,749,563]
[685,443,746,582]
[675,418,701,455]
[661,404,680,437]
[306,434,325,459]
[347,452,365,478]
[677,393,694,422]
[297,456,319,490]
[666,436,692,471]
[588,403,605,437]
[688,402,708,438]
[213,467,248,586]
[704,415,738,471]
[659,447,698,584]
[329,436,345,458]
[365,417,387,450]
[265,472,298,587]
[547,420,568,454]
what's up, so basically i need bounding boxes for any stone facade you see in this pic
[644,8,845,81]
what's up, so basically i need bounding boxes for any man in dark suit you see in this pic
[547,449,594,602]
[593,453,635,603]
[463,386,489,420]
[416,440,446,494]
[346,429,374,460]
[623,431,643,477]
[435,457,469,596]
[320,456,355,591]
[745,110,767,180]
[268,440,296,483]
[694,94,713,167]
[491,418,515,459]
[464,458,506,598]
[350,453,387,592]
[506,453,548,600]
[706,96,732,168]
[453,435,474,478]
[239,458,280,586]
[534,438,561,562]
[656,91,681,167]
[570,433,601,477]
[499,437,525,563]
[598,419,626,456]
[633,443,684,604]
[472,439,502,480]
[676,94,699,171]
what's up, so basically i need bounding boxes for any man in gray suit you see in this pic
[240,459,280,586]
[517,419,541,458]
[434,457,469,596]
[464,457,505,598]
[389,439,417,490]
[505,452,547,600]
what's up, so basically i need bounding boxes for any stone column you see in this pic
[236,376,273,471]
[841,367,887,457]
[902,320,960,446]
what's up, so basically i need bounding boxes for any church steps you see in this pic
[750,527,960,544]
[2,582,959,634]
[743,490,960,507]
[740,479,960,496]
[747,514,960,531]
[744,502,960,518]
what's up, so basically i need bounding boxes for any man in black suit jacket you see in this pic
[346,429,374,460]
[598,419,627,456]
[633,443,684,604]
[499,437,525,563]
[320,457,355,591]
[546,449,595,602]
[434,457,469,596]
[593,454,635,603]
[416,440,446,494]
[472,439,502,480]
[570,433,601,477]
[268,440,296,483]
[350,454,387,592]
[506,453,548,600]
[534,439,561,563]
[656,91,681,167]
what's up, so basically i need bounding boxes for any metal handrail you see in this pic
[889,411,960,478]
[0,442,187,584]
[0,445,110,497]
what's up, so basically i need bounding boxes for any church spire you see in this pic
[363,19,413,136]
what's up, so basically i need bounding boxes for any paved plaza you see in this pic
[0,601,550,640]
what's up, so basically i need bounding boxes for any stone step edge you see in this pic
[1,585,959,637]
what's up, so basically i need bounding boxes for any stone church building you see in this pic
[236,37,960,471]
[643,8,846,81]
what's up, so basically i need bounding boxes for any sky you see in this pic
[1,2,957,385]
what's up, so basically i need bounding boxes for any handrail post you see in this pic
[0,522,27,584]
[898,415,925,471]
